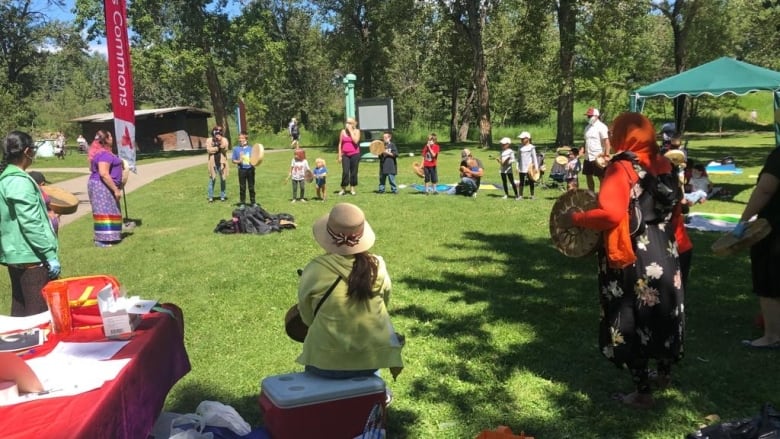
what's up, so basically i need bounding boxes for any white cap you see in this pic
[518,131,531,139]
[499,137,512,145]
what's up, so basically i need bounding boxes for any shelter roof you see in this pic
[70,106,212,122]
[633,57,780,99]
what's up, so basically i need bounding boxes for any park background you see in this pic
[2,0,780,437]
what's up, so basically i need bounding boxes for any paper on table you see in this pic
[0,311,51,333]
[50,341,130,361]
[0,357,132,405]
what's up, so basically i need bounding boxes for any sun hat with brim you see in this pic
[499,137,512,145]
[313,203,375,255]
[518,131,531,139]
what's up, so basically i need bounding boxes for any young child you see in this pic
[422,133,440,194]
[498,137,518,199]
[289,148,311,203]
[565,148,581,191]
[313,158,328,201]
[684,163,712,204]
[378,131,398,194]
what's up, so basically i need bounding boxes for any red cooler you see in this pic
[259,372,386,439]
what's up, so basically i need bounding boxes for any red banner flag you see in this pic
[104,0,136,171]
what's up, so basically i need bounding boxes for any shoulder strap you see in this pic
[313,277,342,317]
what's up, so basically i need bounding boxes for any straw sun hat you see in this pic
[313,203,375,255]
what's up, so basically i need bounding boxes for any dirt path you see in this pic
[33,155,205,227]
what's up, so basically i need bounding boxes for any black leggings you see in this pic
[500,173,517,197]
[9,265,49,316]
[340,154,361,188]
[518,172,535,196]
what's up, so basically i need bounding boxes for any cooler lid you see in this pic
[261,372,385,408]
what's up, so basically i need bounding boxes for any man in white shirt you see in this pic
[579,107,611,191]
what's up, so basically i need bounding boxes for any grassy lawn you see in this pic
[3,132,778,438]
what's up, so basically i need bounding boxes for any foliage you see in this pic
[3,0,780,145]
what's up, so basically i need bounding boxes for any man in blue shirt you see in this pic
[231,131,256,207]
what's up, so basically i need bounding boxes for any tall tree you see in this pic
[651,0,702,133]
[437,0,494,148]
[554,0,576,147]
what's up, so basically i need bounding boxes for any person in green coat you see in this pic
[0,131,60,316]
[297,203,404,380]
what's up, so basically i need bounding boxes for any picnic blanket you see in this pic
[685,212,740,232]
[705,162,743,175]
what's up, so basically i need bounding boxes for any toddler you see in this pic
[289,149,311,202]
[314,158,327,201]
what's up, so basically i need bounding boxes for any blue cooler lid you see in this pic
[261,372,385,408]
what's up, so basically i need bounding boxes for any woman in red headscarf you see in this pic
[559,112,685,409]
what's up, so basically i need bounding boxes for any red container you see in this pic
[43,275,121,327]
[259,372,386,439]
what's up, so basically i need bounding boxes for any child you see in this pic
[684,163,712,204]
[516,131,539,199]
[498,137,518,199]
[314,158,328,201]
[565,148,581,191]
[378,131,398,194]
[422,133,440,194]
[289,148,311,203]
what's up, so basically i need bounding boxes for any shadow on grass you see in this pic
[392,229,778,437]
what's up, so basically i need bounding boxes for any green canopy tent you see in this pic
[629,57,780,146]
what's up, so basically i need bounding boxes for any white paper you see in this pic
[49,341,129,360]
[0,311,51,333]
[0,357,132,405]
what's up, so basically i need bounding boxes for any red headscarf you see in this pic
[604,113,670,268]
[610,112,670,176]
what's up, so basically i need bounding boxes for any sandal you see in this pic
[648,369,672,390]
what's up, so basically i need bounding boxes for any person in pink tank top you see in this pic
[337,118,362,195]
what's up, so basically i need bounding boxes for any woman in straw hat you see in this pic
[559,112,684,409]
[0,131,61,316]
[297,203,404,379]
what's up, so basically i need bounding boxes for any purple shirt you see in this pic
[89,150,124,186]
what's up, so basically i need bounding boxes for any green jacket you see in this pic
[0,164,59,265]
[296,253,403,371]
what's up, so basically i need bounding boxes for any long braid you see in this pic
[346,252,379,302]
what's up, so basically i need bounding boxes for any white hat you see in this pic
[313,203,375,255]
[518,131,531,139]
[499,137,512,145]
[585,107,600,117]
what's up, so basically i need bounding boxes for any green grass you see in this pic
[3,133,779,438]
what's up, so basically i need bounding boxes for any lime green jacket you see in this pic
[296,253,403,371]
[0,165,59,265]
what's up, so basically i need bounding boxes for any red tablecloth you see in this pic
[0,304,191,439]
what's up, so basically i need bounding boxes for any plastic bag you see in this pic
[169,413,214,439]
[196,400,251,436]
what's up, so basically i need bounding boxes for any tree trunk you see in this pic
[205,56,230,141]
[449,80,459,143]
[474,46,492,148]
[556,0,577,147]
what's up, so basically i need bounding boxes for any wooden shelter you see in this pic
[71,106,212,152]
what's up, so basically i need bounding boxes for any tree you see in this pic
[554,0,576,147]
[651,0,703,133]
[437,0,494,148]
